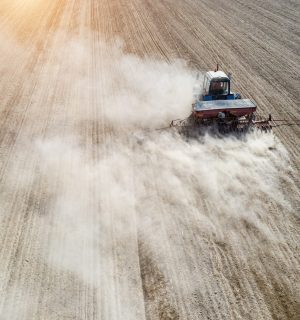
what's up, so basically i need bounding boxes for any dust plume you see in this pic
[33,129,292,319]
[33,35,296,319]
[46,36,195,130]
[0,29,298,320]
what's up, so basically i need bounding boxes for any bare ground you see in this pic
[0,0,299,319]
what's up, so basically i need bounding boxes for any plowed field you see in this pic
[0,0,299,319]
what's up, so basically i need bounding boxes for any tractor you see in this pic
[171,65,272,133]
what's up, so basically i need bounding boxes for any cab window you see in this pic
[210,81,229,95]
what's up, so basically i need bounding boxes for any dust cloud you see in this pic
[34,132,291,318]
[0,30,295,319]
[47,36,195,130]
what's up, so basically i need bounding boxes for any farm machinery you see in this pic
[170,66,273,134]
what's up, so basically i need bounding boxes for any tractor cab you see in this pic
[202,70,236,101]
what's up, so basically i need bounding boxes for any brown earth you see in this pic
[0,0,299,319]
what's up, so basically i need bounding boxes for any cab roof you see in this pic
[205,70,229,81]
